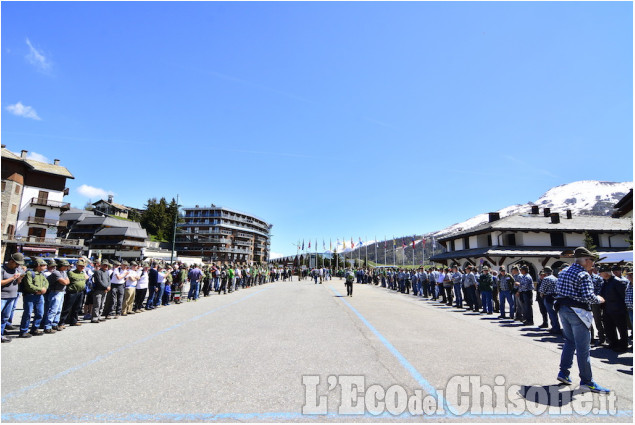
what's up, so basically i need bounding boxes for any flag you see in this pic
[302,240,305,250]
[351,237,355,249]
[323,239,326,250]
[359,237,363,246]
[308,240,311,249]
[343,238,346,249]
[412,235,416,250]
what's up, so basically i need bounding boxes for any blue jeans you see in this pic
[481,291,493,313]
[154,283,165,306]
[188,281,200,300]
[558,305,593,383]
[499,290,515,317]
[543,295,561,331]
[454,283,463,307]
[520,291,533,323]
[213,277,220,291]
[43,291,65,330]
[20,293,45,333]
[1,297,18,335]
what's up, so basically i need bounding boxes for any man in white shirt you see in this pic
[104,261,128,319]
[122,262,139,315]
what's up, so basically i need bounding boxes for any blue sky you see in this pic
[2,1,632,258]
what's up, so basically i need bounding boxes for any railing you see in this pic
[1,234,83,246]
[26,216,65,226]
[29,197,71,210]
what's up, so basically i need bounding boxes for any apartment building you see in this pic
[176,205,271,264]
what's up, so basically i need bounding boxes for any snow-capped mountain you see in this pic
[433,180,632,237]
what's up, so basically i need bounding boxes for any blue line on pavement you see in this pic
[1,287,271,403]
[327,284,455,413]
[2,409,632,422]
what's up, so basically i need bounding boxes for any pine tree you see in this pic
[583,231,597,252]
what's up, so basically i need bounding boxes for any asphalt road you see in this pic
[1,279,632,422]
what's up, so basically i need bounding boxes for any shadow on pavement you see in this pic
[518,384,580,408]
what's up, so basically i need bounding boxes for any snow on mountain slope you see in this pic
[433,181,632,237]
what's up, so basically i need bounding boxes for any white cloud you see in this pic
[6,102,41,120]
[77,184,113,200]
[26,38,51,71]
[26,152,50,163]
[269,251,285,259]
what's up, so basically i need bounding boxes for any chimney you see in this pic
[550,213,560,224]
[543,208,551,217]
[1,144,5,148]
[53,159,60,165]
[20,150,28,159]
[566,209,572,219]
[108,194,113,203]
[488,212,500,222]
[531,206,539,215]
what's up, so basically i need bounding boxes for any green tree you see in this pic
[583,231,597,252]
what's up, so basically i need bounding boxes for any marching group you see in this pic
[0,252,278,343]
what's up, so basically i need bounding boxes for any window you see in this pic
[35,209,46,218]
[589,232,600,248]
[6,225,15,237]
[15,185,20,195]
[550,232,565,247]
[463,237,470,250]
[11,204,17,214]
[450,240,455,251]
[37,190,48,204]
[1,181,5,192]
[506,234,516,246]
[487,235,492,246]
[28,227,46,238]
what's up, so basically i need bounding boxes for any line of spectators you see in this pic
[344,258,633,353]
[0,253,278,343]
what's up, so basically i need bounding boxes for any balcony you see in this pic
[29,197,71,210]
[26,216,67,227]
[234,240,252,247]
[2,234,84,247]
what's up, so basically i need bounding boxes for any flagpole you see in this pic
[374,236,377,266]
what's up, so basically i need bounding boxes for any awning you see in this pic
[597,251,633,264]
[22,247,57,253]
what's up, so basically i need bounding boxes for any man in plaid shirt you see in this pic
[539,267,560,334]
[516,265,535,325]
[554,247,609,393]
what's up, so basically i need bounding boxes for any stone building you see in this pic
[1,146,82,260]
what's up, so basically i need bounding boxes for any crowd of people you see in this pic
[0,253,282,343]
[346,257,633,353]
[2,249,632,393]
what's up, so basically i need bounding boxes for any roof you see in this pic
[182,205,271,227]
[74,216,141,228]
[60,208,96,222]
[1,147,74,179]
[92,199,131,211]
[94,227,148,239]
[437,214,632,241]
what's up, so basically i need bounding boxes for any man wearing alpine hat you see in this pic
[554,247,609,393]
